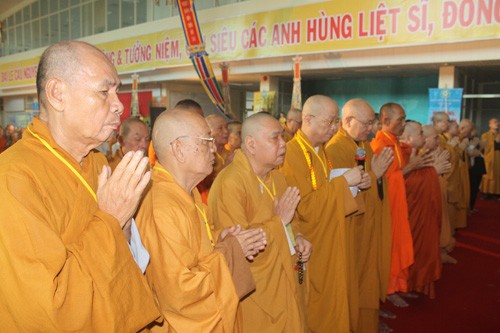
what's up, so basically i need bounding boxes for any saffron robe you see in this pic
[370,131,414,294]
[0,118,159,332]
[402,145,442,299]
[480,131,500,194]
[108,146,124,171]
[435,136,455,251]
[280,129,358,333]
[208,150,306,333]
[282,123,295,143]
[326,127,392,333]
[136,164,253,333]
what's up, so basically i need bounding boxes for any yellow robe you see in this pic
[108,146,124,171]
[480,131,500,194]
[436,135,455,250]
[280,129,358,333]
[326,127,391,333]
[136,164,243,333]
[0,117,159,332]
[208,150,306,333]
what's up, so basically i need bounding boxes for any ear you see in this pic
[44,78,66,112]
[245,136,257,155]
[171,140,186,163]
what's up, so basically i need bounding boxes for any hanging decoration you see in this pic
[220,62,238,120]
[130,73,140,117]
[176,0,228,117]
[291,55,303,110]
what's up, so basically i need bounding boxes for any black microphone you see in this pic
[355,147,366,169]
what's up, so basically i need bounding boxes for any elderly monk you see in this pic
[209,112,312,332]
[325,98,393,332]
[108,117,150,171]
[480,118,500,196]
[400,121,443,299]
[0,41,159,331]
[136,109,267,332]
[222,120,242,164]
[280,95,364,332]
[283,107,302,142]
[370,103,433,308]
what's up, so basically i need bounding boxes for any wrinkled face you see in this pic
[180,118,216,179]
[409,126,425,149]
[309,105,340,144]
[448,121,459,136]
[228,124,242,149]
[489,119,499,131]
[286,112,302,134]
[387,106,406,137]
[210,117,229,146]
[345,112,375,142]
[254,118,287,168]
[64,49,123,148]
[458,121,472,139]
[121,122,150,155]
[434,114,450,133]
[424,133,439,150]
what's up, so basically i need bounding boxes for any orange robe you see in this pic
[136,164,253,333]
[209,150,306,332]
[370,130,414,294]
[107,146,124,171]
[280,129,358,333]
[326,127,392,332]
[0,118,159,331]
[480,131,500,194]
[402,145,442,299]
[436,136,455,251]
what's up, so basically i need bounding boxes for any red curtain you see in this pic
[117,91,153,122]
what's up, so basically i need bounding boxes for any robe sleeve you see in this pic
[0,172,158,332]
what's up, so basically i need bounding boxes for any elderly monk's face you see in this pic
[65,47,123,147]
[424,131,439,150]
[182,118,216,178]
[210,117,229,146]
[458,121,472,139]
[386,106,406,137]
[409,125,425,149]
[346,112,375,142]
[286,111,302,134]
[434,114,450,133]
[310,106,340,144]
[254,117,287,168]
[228,124,242,149]
[122,122,150,155]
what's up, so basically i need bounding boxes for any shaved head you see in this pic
[302,95,339,119]
[174,99,204,117]
[422,125,436,138]
[241,112,276,149]
[342,98,375,141]
[301,95,340,146]
[400,121,424,149]
[379,102,406,136]
[422,124,439,150]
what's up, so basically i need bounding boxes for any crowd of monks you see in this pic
[1,40,500,333]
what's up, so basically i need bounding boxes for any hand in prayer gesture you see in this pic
[274,186,301,226]
[358,171,372,190]
[459,138,469,150]
[448,136,460,147]
[97,150,152,230]
[295,235,312,262]
[343,165,363,186]
[223,225,267,261]
[371,147,394,179]
[433,149,452,175]
[402,148,434,176]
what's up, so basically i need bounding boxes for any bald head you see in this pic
[286,108,302,134]
[422,125,436,138]
[379,102,406,136]
[302,95,340,146]
[342,98,375,141]
[119,117,150,154]
[400,121,424,149]
[175,99,204,117]
[458,118,473,139]
[241,112,276,149]
[206,114,229,149]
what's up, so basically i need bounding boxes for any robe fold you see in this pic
[325,127,391,333]
[209,150,306,333]
[370,131,414,295]
[280,129,358,333]
[402,145,442,299]
[0,117,160,332]
[136,164,251,333]
[480,131,500,194]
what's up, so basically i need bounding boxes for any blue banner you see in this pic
[428,88,463,122]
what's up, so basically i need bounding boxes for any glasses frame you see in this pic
[310,114,340,127]
[170,135,215,145]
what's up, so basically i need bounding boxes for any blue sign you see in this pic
[428,88,463,122]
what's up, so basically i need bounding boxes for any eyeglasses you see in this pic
[352,117,375,127]
[170,135,215,145]
[310,114,340,127]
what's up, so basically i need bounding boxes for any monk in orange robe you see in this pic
[371,103,433,308]
[209,112,312,332]
[400,121,442,299]
[325,98,393,332]
[480,118,500,195]
[280,95,364,332]
[108,117,150,171]
[222,120,242,165]
[283,107,302,142]
[136,109,267,332]
[0,41,160,331]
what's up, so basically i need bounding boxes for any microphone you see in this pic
[355,147,366,169]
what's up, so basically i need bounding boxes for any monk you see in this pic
[400,121,442,299]
[283,107,302,142]
[222,120,242,164]
[325,98,393,332]
[371,103,433,308]
[209,112,312,332]
[480,118,500,196]
[108,117,150,171]
[136,109,267,332]
[280,95,364,332]
[0,41,159,331]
